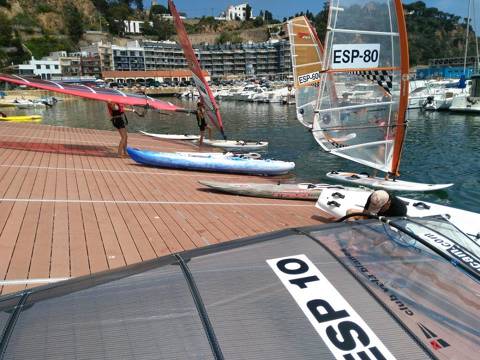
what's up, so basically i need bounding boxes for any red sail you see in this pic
[168,0,226,139]
[0,74,183,112]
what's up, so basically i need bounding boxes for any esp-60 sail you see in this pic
[313,0,409,176]
[288,16,326,128]
[168,0,226,139]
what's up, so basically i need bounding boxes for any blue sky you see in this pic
[144,1,472,20]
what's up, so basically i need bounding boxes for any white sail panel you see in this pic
[313,0,408,174]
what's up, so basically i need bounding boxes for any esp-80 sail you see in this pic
[313,0,409,176]
[288,16,325,128]
[168,0,226,139]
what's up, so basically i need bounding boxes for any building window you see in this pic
[46,65,50,69]
[36,65,41,69]
[54,65,59,69]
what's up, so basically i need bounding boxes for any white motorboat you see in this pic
[13,99,46,109]
[450,74,480,113]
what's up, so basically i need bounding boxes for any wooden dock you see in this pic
[0,122,328,296]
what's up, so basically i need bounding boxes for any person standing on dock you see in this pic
[0,111,6,118]
[107,102,129,158]
[196,101,211,146]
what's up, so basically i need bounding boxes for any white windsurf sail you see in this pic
[288,16,325,128]
[313,0,409,177]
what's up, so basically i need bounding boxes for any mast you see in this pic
[464,0,472,74]
[390,0,410,177]
[474,0,480,72]
[168,0,226,139]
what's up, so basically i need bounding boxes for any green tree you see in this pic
[0,0,10,9]
[245,4,252,21]
[107,3,132,36]
[144,17,175,41]
[133,0,143,11]
[64,3,84,43]
[313,2,329,40]
[215,31,242,44]
[264,10,273,23]
[150,4,169,16]
[0,12,13,46]
[253,17,264,27]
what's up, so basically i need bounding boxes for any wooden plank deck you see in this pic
[0,122,329,295]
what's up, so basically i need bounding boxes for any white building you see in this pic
[124,20,153,34]
[15,57,62,79]
[225,3,253,21]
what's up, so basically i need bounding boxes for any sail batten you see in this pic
[313,0,409,175]
[316,101,394,113]
[296,61,323,68]
[329,28,400,36]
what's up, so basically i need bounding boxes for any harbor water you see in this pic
[8,97,480,213]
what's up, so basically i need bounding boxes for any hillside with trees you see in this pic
[0,0,478,69]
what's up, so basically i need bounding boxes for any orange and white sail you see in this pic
[168,0,226,139]
[313,0,409,176]
[287,16,325,128]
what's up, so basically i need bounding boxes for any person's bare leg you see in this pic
[118,128,128,157]
[199,130,205,146]
[207,126,212,140]
[123,129,128,156]
[117,129,123,157]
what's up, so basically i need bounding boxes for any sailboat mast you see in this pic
[474,0,480,72]
[464,0,472,74]
[390,0,410,177]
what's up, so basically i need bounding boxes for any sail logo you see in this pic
[267,254,396,360]
[298,71,321,85]
[417,323,450,351]
[332,44,380,70]
[410,229,480,276]
[297,31,311,39]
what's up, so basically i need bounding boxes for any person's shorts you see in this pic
[111,115,126,129]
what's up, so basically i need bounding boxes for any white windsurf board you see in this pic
[316,187,480,240]
[139,130,200,140]
[326,171,453,192]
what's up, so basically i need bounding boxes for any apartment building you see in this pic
[14,57,62,79]
[109,39,291,80]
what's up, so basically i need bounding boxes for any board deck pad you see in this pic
[127,147,295,176]
[196,139,268,151]
[198,181,344,200]
[316,187,480,239]
[139,131,200,140]
[326,171,454,192]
